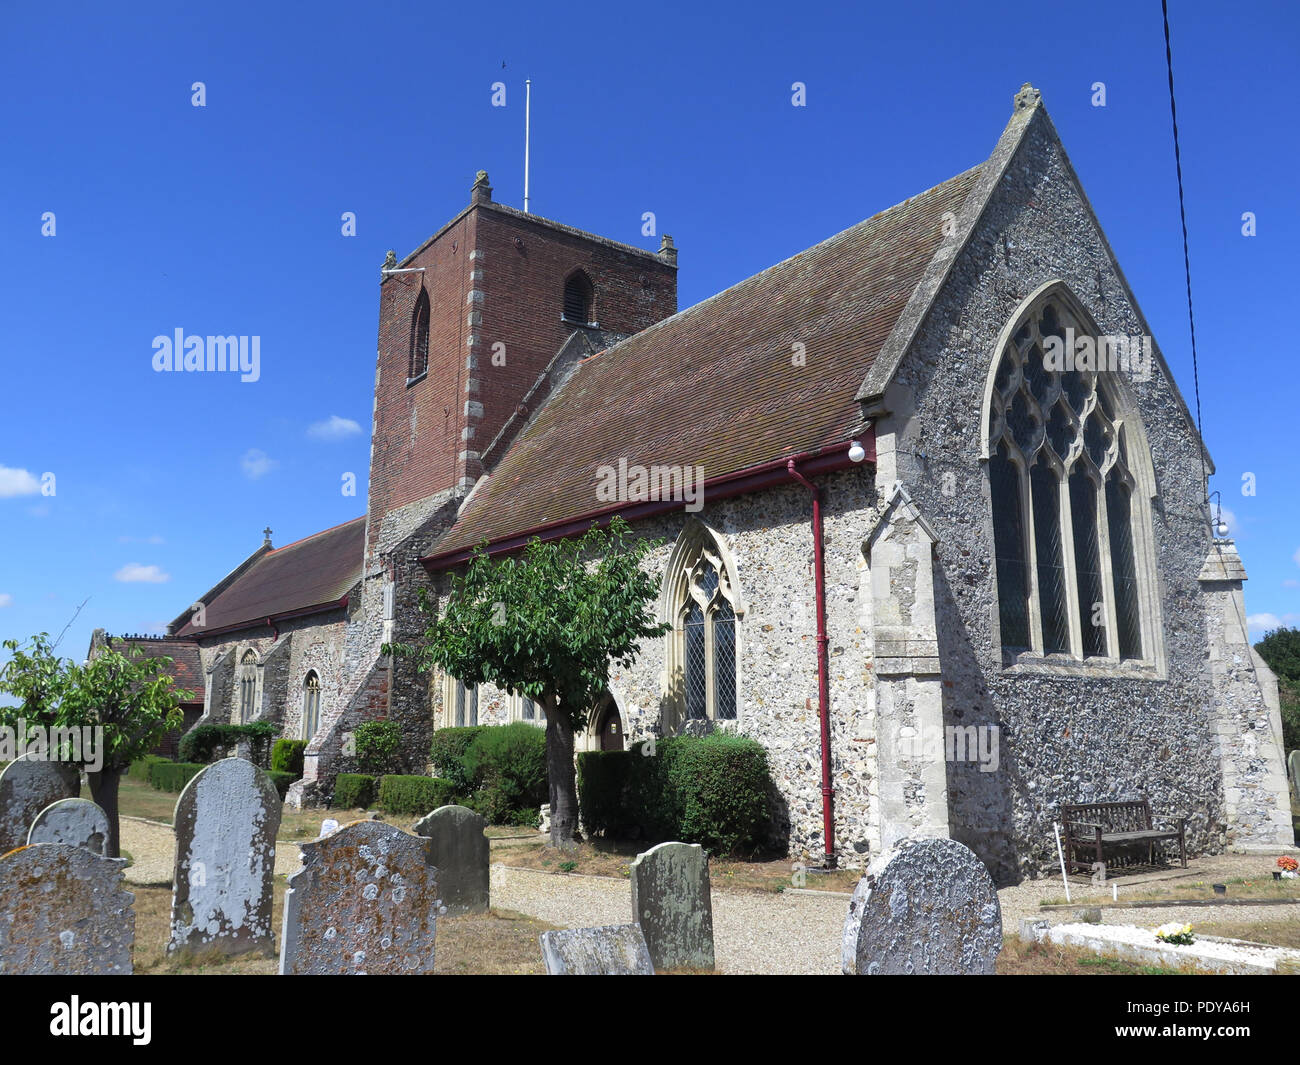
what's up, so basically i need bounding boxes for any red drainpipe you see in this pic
[786,459,835,868]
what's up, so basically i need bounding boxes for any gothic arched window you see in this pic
[562,270,594,325]
[409,288,430,380]
[302,671,321,741]
[985,292,1151,664]
[237,650,258,723]
[664,522,740,724]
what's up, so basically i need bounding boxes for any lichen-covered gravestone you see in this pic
[539,924,654,975]
[0,757,79,855]
[0,843,134,974]
[412,804,489,915]
[841,836,1002,975]
[168,757,282,957]
[27,798,110,856]
[629,841,714,970]
[279,819,441,974]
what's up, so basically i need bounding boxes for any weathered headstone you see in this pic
[168,757,282,957]
[412,804,489,915]
[629,841,714,970]
[841,836,1002,975]
[0,756,79,855]
[540,924,654,975]
[27,798,110,856]
[1288,750,1300,803]
[0,843,133,973]
[279,819,440,974]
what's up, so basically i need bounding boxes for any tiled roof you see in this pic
[104,637,204,702]
[175,517,364,637]
[429,165,983,557]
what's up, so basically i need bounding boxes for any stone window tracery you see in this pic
[409,288,430,380]
[665,522,740,724]
[986,294,1150,664]
[302,670,320,741]
[237,649,258,723]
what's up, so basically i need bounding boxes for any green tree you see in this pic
[389,518,669,846]
[1256,626,1300,753]
[0,634,191,857]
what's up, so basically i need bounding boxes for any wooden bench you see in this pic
[1061,800,1186,876]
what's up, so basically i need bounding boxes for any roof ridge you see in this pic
[581,164,984,369]
[268,515,366,554]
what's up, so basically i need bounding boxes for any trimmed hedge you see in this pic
[267,770,296,800]
[334,773,376,810]
[378,775,455,816]
[577,733,772,856]
[271,739,307,778]
[129,754,171,784]
[463,723,547,824]
[354,720,404,775]
[429,726,486,793]
[149,760,205,793]
[179,722,277,766]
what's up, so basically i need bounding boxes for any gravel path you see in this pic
[120,816,302,886]
[491,865,848,974]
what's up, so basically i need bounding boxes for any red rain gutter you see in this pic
[420,432,877,571]
[786,457,837,868]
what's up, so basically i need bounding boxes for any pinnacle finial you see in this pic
[1014,83,1042,112]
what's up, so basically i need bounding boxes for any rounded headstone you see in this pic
[841,837,1002,975]
[412,805,489,916]
[0,756,80,855]
[27,798,110,855]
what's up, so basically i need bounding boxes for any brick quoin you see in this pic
[366,172,677,566]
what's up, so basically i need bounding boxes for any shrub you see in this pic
[429,726,486,792]
[267,770,296,800]
[148,760,205,793]
[353,720,404,775]
[671,732,772,856]
[179,722,277,766]
[576,733,771,856]
[129,754,171,784]
[463,722,547,822]
[272,739,307,778]
[378,775,455,816]
[333,773,376,810]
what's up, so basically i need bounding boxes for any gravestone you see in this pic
[629,841,714,970]
[279,820,441,974]
[539,924,654,975]
[27,798,110,855]
[841,836,1002,975]
[1288,750,1300,803]
[412,805,489,915]
[0,843,134,974]
[168,757,282,957]
[0,756,79,855]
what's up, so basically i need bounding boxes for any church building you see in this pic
[99,84,1290,882]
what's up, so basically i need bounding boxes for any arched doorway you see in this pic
[592,693,624,751]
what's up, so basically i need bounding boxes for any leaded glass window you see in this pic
[238,650,258,723]
[669,525,741,723]
[985,294,1150,663]
[303,671,321,740]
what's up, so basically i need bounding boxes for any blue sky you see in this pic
[0,0,1295,666]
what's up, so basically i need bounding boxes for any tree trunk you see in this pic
[545,708,578,849]
[87,768,123,859]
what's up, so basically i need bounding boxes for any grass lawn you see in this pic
[493,836,862,893]
[1041,875,1300,909]
[130,878,556,974]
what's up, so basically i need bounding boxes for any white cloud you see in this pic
[1248,612,1300,639]
[0,466,40,498]
[241,448,278,480]
[1284,579,1300,589]
[0,594,12,608]
[307,415,363,441]
[114,563,171,584]
[1293,546,1300,569]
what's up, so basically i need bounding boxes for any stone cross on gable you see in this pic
[262,527,273,548]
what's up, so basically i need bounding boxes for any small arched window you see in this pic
[237,650,258,724]
[453,678,477,727]
[562,270,594,325]
[409,288,430,380]
[302,671,321,741]
[664,521,740,724]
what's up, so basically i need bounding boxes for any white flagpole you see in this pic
[524,79,531,214]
